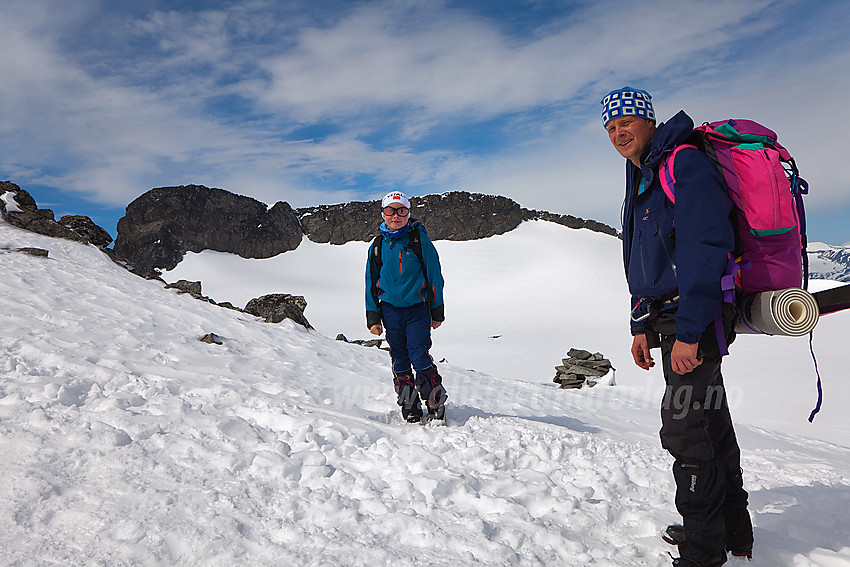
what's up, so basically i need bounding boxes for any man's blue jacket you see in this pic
[365,221,445,328]
[622,111,735,344]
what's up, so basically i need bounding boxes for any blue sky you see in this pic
[1,0,849,244]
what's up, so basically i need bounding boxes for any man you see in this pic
[365,191,447,423]
[602,87,753,566]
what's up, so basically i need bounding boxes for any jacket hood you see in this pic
[643,110,695,169]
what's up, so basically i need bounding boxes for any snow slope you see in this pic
[2,218,849,566]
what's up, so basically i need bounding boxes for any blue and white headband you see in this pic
[601,86,655,126]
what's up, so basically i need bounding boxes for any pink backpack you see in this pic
[659,119,808,298]
[660,120,822,420]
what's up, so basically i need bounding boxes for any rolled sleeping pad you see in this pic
[735,288,819,336]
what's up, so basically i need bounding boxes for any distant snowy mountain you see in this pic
[808,242,850,282]
[2,216,850,566]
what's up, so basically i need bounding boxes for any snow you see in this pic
[1,191,24,213]
[2,217,849,566]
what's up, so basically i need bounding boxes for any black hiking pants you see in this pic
[655,308,749,554]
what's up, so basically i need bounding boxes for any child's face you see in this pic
[382,205,410,231]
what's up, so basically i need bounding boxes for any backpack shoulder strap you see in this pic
[409,225,428,279]
[659,143,699,204]
[370,234,383,268]
[408,225,433,303]
[369,235,383,307]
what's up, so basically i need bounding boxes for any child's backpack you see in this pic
[659,119,809,298]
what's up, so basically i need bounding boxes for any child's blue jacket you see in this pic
[365,221,445,328]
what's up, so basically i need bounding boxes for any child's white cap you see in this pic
[381,191,410,208]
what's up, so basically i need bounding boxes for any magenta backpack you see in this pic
[659,119,809,298]
[660,120,822,420]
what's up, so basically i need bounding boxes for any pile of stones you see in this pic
[553,348,615,389]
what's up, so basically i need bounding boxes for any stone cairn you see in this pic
[553,348,615,389]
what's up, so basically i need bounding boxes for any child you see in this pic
[365,191,447,423]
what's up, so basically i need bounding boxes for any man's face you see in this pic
[382,204,410,230]
[605,116,656,166]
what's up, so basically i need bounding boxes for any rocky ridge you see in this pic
[0,181,112,248]
[112,185,619,277]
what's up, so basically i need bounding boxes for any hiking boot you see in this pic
[671,554,726,567]
[394,373,422,423]
[671,543,727,567]
[664,520,752,560]
[426,401,445,421]
[401,401,423,423]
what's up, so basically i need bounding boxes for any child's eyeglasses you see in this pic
[382,206,409,217]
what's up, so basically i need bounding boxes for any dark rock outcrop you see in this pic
[1,182,85,243]
[164,279,204,298]
[298,200,378,244]
[58,215,113,248]
[412,192,527,241]
[526,210,620,238]
[111,186,618,276]
[1,181,114,247]
[297,191,530,243]
[113,185,303,277]
[244,294,311,328]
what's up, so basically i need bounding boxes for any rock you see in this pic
[199,333,224,345]
[566,348,593,360]
[165,279,203,298]
[244,294,311,328]
[58,215,113,248]
[298,201,379,244]
[557,373,586,389]
[554,348,615,388]
[410,192,526,241]
[297,191,617,244]
[1,182,87,243]
[0,247,50,257]
[1,182,113,247]
[336,333,387,350]
[113,185,303,277]
[109,186,618,278]
[525,210,620,238]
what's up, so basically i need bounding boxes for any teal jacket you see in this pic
[365,221,445,328]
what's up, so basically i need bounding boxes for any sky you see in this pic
[3,216,850,565]
[1,0,849,245]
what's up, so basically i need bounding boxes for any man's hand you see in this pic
[431,320,442,330]
[671,340,702,374]
[369,324,383,336]
[631,334,655,370]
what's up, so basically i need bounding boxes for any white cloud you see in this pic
[0,0,848,242]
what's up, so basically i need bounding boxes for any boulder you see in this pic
[113,185,303,277]
[58,215,113,248]
[165,279,204,298]
[199,333,224,345]
[244,294,311,328]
